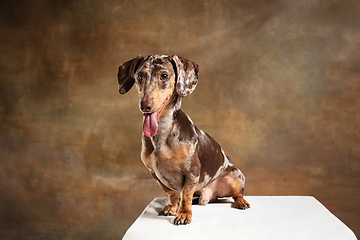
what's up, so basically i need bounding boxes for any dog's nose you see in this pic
[140,101,153,113]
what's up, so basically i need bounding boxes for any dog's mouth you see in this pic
[142,98,168,137]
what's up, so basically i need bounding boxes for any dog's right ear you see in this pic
[118,55,142,94]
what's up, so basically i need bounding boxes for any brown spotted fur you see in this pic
[118,55,249,225]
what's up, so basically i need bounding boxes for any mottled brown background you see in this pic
[0,0,359,239]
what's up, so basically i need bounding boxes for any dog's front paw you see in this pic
[174,211,192,225]
[158,205,178,216]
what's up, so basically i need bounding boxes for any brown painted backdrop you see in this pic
[1,0,359,238]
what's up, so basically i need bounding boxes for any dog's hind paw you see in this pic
[233,196,250,210]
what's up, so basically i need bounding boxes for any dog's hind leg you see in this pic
[228,169,250,209]
[208,168,250,209]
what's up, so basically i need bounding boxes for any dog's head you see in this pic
[118,55,199,137]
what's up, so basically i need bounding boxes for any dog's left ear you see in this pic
[118,55,143,94]
[171,55,199,98]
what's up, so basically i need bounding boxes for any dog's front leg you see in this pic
[174,166,200,225]
[150,172,180,216]
[158,183,180,216]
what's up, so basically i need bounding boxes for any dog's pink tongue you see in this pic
[142,112,158,137]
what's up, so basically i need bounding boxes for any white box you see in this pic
[123,196,357,240]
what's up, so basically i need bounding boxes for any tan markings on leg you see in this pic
[208,171,250,209]
[174,186,195,225]
[174,157,200,225]
[156,180,180,216]
[224,173,250,209]
[233,194,250,210]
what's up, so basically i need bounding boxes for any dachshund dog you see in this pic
[117,55,249,225]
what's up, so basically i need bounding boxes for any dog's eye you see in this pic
[137,74,143,82]
[160,74,168,81]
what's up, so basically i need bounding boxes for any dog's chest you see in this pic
[141,140,194,192]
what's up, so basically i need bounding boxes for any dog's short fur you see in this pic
[118,55,249,225]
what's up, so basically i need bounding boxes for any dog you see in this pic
[117,55,249,225]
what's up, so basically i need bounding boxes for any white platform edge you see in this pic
[123,196,357,240]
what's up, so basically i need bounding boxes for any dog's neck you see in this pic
[150,93,182,145]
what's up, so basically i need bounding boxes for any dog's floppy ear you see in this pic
[118,55,142,94]
[171,55,199,98]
